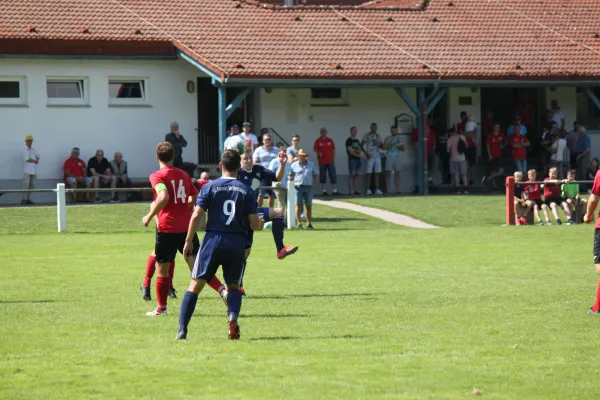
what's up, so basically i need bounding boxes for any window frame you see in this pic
[0,76,27,106]
[46,77,89,107]
[108,78,151,107]
[309,88,349,107]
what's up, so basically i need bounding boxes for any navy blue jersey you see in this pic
[238,164,277,191]
[196,177,258,236]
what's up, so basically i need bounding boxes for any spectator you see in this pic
[575,125,591,180]
[223,124,240,151]
[517,93,535,130]
[346,127,363,195]
[411,122,436,185]
[111,151,132,201]
[524,169,549,226]
[433,120,450,185]
[551,100,566,130]
[567,121,581,169]
[513,171,530,226]
[276,142,285,152]
[482,123,507,190]
[383,126,405,194]
[542,167,573,225]
[362,123,383,195]
[457,112,477,185]
[241,122,259,151]
[507,115,528,136]
[550,130,567,179]
[510,125,530,174]
[196,172,211,191]
[447,128,469,194]
[313,127,338,196]
[562,169,586,222]
[540,121,557,174]
[291,149,318,230]
[587,158,600,191]
[253,132,280,208]
[21,135,40,205]
[165,122,187,168]
[88,149,118,203]
[287,134,300,164]
[63,147,93,203]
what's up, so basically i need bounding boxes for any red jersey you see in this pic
[411,127,436,152]
[486,133,506,159]
[63,157,86,179]
[543,178,561,199]
[149,166,199,233]
[196,179,210,190]
[313,137,336,165]
[457,122,474,147]
[591,170,600,228]
[524,181,541,201]
[510,135,527,160]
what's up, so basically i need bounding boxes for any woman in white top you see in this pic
[550,130,568,178]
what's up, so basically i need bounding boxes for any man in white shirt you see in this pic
[21,135,40,205]
[253,132,280,207]
[240,122,259,151]
[551,100,566,130]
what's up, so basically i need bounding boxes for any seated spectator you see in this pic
[542,167,573,225]
[513,171,531,226]
[63,147,93,203]
[524,169,549,225]
[562,169,586,222]
[111,152,132,201]
[88,149,117,203]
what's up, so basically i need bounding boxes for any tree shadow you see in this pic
[0,299,56,304]
[249,334,368,342]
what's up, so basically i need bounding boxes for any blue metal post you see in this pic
[426,88,448,115]
[218,86,227,156]
[417,88,426,194]
[225,88,251,120]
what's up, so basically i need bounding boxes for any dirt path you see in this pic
[312,199,439,229]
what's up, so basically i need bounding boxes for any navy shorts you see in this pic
[259,178,275,198]
[155,231,200,264]
[244,207,269,249]
[191,232,246,285]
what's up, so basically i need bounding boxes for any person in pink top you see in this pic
[446,127,469,194]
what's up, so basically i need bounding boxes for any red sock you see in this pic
[593,280,600,312]
[168,261,175,289]
[208,276,225,293]
[143,254,156,287]
[156,276,170,311]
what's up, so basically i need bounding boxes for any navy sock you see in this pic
[227,289,243,322]
[179,291,198,334]
[272,217,285,252]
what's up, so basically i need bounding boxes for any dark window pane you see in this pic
[109,82,143,99]
[311,88,342,99]
[0,81,20,98]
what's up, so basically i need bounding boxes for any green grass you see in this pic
[1,201,600,399]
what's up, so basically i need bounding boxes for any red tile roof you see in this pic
[1,0,600,81]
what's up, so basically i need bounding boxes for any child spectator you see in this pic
[562,169,586,222]
[542,167,574,225]
[513,171,531,225]
[524,169,549,226]
[510,126,529,174]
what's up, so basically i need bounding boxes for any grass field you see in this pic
[1,199,600,399]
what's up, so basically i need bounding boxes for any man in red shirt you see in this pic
[482,124,506,190]
[313,127,338,195]
[542,167,573,225]
[584,168,600,313]
[142,142,200,317]
[63,147,93,202]
[411,124,436,184]
[510,125,529,174]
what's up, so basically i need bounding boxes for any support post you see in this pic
[225,88,251,120]
[505,176,515,225]
[583,87,600,111]
[56,183,66,232]
[286,180,296,229]
[417,88,426,194]
[218,86,227,157]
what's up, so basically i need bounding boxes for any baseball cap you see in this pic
[25,135,33,141]
[231,124,239,129]
[242,121,251,127]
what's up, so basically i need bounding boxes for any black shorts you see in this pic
[155,231,200,263]
[594,228,600,264]
[545,197,565,207]
[489,158,503,172]
[530,199,544,208]
[467,146,477,166]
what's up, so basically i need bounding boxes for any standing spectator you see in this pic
[518,93,535,130]
[482,123,507,190]
[411,123,437,185]
[253,133,280,208]
[567,121,581,169]
[457,112,477,185]
[383,126,405,194]
[111,151,132,201]
[223,124,240,151]
[165,122,187,168]
[576,125,591,180]
[551,100,566,130]
[432,120,450,185]
[241,122,259,151]
[346,126,363,195]
[291,149,318,230]
[447,128,469,194]
[313,127,338,196]
[362,123,383,195]
[540,121,557,174]
[287,134,300,164]
[587,158,600,192]
[507,115,528,136]
[63,147,93,203]
[550,131,567,179]
[21,135,40,205]
[88,149,118,203]
[510,125,530,174]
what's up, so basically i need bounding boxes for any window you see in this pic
[310,88,348,106]
[0,77,27,106]
[46,78,88,106]
[576,87,600,130]
[108,79,149,106]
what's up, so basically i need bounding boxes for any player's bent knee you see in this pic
[271,208,284,218]
[188,278,206,294]
[227,283,240,291]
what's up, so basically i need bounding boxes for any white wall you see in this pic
[260,87,418,176]
[0,58,200,181]
[546,87,577,128]
[447,87,482,155]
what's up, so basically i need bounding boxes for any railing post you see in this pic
[286,180,296,229]
[56,183,67,232]
[505,176,515,226]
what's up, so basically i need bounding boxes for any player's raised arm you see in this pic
[274,152,287,182]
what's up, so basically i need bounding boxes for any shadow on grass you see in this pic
[249,293,376,300]
[0,299,56,304]
[249,334,368,342]
[310,217,365,223]
[193,313,309,319]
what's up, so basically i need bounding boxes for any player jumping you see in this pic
[176,150,263,340]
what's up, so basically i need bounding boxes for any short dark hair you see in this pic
[260,128,269,134]
[390,126,397,132]
[156,142,174,163]
[221,149,241,172]
[350,126,356,132]
[292,134,300,140]
[567,169,576,176]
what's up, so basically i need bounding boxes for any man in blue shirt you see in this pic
[177,150,264,341]
[576,125,591,180]
[291,149,319,229]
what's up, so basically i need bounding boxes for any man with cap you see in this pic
[21,135,40,205]
[240,122,258,152]
[223,124,241,152]
[291,149,318,230]
[164,122,188,168]
[63,147,94,203]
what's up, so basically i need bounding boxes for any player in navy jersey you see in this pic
[176,150,263,340]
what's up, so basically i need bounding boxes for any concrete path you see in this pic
[312,199,439,229]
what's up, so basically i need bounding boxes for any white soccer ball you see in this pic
[225,135,247,155]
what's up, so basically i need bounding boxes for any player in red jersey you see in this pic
[141,142,201,317]
[523,169,550,226]
[541,167,573,225]
[584,168,600,313]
